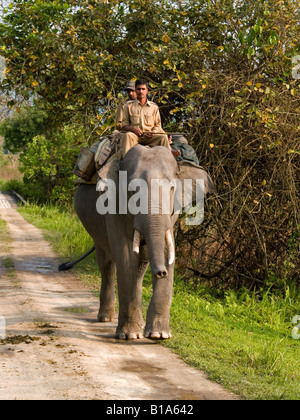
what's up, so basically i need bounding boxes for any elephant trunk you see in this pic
[133,215,174,279]
[146,231,168,279]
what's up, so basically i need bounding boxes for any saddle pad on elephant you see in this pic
[95,138,115,168]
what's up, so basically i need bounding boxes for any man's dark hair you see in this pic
[135,79,149,88]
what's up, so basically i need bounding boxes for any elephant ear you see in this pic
[98,158,120,183]
[177,161,214,197]
[174,161,214,225]
[97,158,120,194]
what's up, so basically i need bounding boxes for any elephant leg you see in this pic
[116,270,144,339]
[95,246,116,322]
[115,248,146,340]
[116,246,149,340]
[145,267,174,339]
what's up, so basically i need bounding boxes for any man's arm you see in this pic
[115,102,124,131]
[122,125,143,137]
[121,103,143,137]
[152,105,164,133]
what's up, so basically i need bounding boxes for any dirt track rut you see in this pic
[0,193,237,400]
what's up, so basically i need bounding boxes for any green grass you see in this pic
[0,218,12,259]
[18,203,300,400]
[19,204,93,258]
[0,217,18,284]
[0,218,11,251]
[162,282,300,399]
[3,256,14,269]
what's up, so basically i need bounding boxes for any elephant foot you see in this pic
[97,309,116,323]
[144,330,172,340]
[117,331,144,340]
[145,315,172,340]
[116,321,145,340]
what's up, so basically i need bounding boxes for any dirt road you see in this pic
[0,192,237,400]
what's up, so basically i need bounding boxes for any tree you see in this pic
[0,0,299,287]
[19,124,84,204]
[0,105,49,152]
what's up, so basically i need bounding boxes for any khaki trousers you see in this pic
[120,132,170,158]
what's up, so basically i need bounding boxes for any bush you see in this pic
[19,125,83,205]
[175,69,300,289]
[0,106,49,153]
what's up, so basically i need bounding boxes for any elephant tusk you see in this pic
[166,229,175,265]
[133,229,141,254]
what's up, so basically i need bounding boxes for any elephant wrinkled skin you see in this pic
[74,145,213,340]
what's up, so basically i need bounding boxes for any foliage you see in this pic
[173,0,300,287]
[0,148,7,169]
[19,125,83,204]
[0,137,22,181]
[0,105,49,153]
[0,0,299,286]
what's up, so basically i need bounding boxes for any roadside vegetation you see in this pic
[0,0,299,289]
[0,217,11,254]
[0,139,22,183]
[16,203,300,400]
[0,216,17,287]
[0,0,299,400]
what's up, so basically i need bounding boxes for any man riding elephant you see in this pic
[115,80,137,131]
[120,79,170,158]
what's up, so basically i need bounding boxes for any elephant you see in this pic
[74,144,213,340]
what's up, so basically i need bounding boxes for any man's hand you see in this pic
[132,127,144,137]
[122,126,143,137]
[143,131,154,138]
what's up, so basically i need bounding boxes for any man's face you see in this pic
[136,84,148,101]
[127,89,137,100]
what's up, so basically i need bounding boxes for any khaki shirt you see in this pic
[115,100,127,131]
[121,99,164,133]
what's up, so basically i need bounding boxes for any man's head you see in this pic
[125,80,137,100]
[135,79,149,103]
